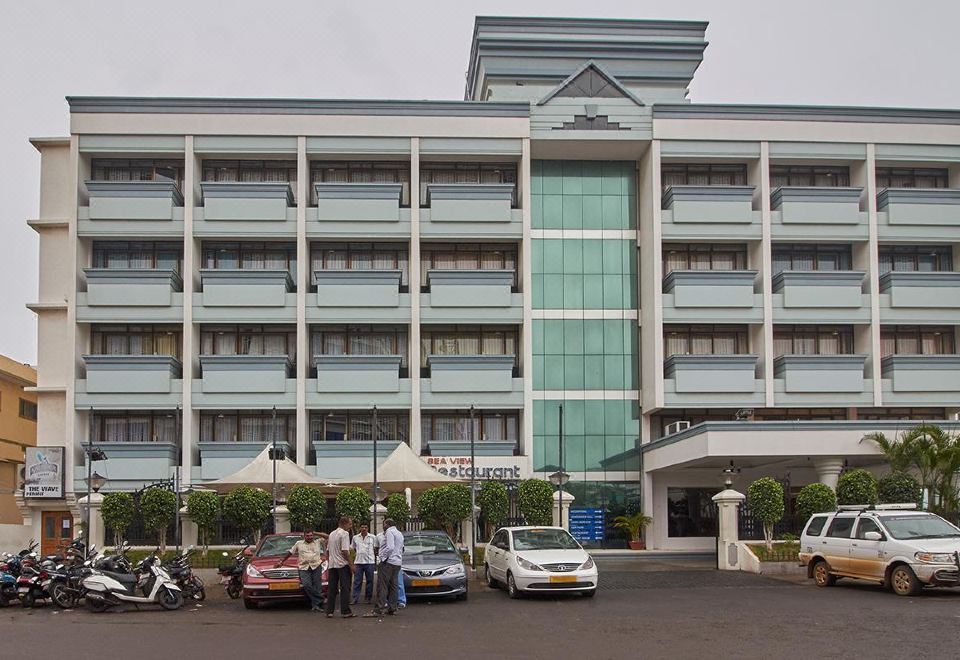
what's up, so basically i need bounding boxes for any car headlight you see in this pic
[579,557,595,570]
[915,552,955,563]
[516,557,543,571]
[444,564,465,576]
[245,563,264,578]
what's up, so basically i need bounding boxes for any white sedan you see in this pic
[484,526,598,598]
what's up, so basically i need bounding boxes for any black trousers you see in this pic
[374,562,401,613]
[325,566,353,615]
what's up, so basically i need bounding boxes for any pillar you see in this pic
[179,505,199,549]
[813,458,845,492]
[711,488,745,571]
[370,502,387,536]
[552,490,575,528]
[77,492,105,550]
[273,505,291,534]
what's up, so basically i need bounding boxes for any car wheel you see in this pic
[812,560,835,588]
[243,598,258,610]
[506,572,521,600]
[485,564,498,589]
[890,565,922,597]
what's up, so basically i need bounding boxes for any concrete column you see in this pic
[409,138,422,456]
[274,505,291,534]
[711,488,745,571]
[295,136,308,467]
[179,505,199,548]
[813,458,845,491]
[552,489,575,528]
[369,502,386,536]
[77,492,105,550]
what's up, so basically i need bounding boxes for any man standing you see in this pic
[351,523,377,604]
[275,530,327,612]
[368,518,404,616]
[325,516,356,618]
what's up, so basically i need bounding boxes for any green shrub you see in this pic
[101,492,136,548]
[477,481,508,537]
[518,479,553,526]
[747,477,785,551]
[139,487,178,552]
[335,487,370,526]
[286,486,327,531]
[795,483,837,522]
[878,472,922,506]
[385,493,411,529]
[223,486,272,541]
[186,490,220,554]
[416,484,471,540]
[836,469,878,506]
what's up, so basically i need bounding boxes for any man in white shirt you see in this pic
[367,518,404,616]
[350,523,377,604]
[324,516,356,618]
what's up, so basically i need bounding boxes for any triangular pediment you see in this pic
[538,61,645,106]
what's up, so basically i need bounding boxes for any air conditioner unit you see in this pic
[665,421,691,435]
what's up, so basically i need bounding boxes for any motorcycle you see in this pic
[218,541,250,600]
[83,550,183,612]
[17,565,50,608]
[48,539,93,609]
[0,570,16,607]
[163,546,205,601]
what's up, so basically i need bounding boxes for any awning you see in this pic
[332,442,463,491]
[206,447,342,494]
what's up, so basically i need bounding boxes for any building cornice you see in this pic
[653,103,960,125]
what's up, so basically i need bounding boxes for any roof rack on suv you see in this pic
[836,503,918,512]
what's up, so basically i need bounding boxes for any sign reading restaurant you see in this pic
[24,447,65,499]
[425,456,531,480]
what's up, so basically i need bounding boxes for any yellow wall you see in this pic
[0,355,37,524]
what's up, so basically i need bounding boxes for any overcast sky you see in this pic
[1,0,959,365]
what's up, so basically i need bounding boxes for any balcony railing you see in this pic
[773,354,867,393]
[314,354,403,393]
[86,180,183,220]
[661,185,756,223]
[771,186,863,224]
[424,183,515,223]
[314,182,404,222]
[200,182,295,221]
[83,268,183,307]
[199,269,295,307]
[82,355,181,394]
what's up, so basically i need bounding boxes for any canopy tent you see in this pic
[333,442,463,491]
[206,447,342,494]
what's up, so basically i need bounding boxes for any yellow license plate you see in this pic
[268,581,300,590]
[549,575,577,583]
[411,579,440,587]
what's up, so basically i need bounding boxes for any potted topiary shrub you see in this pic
[613,512,653,550]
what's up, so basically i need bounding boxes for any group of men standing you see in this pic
[279,516,406,617]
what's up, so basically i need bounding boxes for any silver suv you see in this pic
[799,505,960,596]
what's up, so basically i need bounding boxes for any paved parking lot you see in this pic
[4,560,960,660]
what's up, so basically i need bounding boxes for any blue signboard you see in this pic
[568,508,605,542]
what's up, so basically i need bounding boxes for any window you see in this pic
[18,399,37,422]
[770,165,850,188]
[311,161,411,206]
[855,518,883,540]
[421,326,518,369]
[310,242,409,287]
[200,411,295,444]
[420,163,517,207]
[876,167,948,189]
[856,407,946,421]
[92,242,182,273]
[667,488,719,537]
[202,160,296,183]
[826,517,855,538]
[662,244,748,273]
[309,411,409,444]
[773,325,854,357]
[200,325,297,363]
[753,408,847,421]
[880,326,956,356]
[310,326,408,372]
[421,243,518,289]
[661,164,748,188]
[421,411,519,445]
[91,412,176,442]
[91,159,184,186]
[772,244,852,274]
[663,325,749,356]
[878,246,952,274]
[91,325,181,359]
[805,515,828,537]
[201,242,296,276]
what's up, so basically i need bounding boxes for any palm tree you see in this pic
[861,431,912,473]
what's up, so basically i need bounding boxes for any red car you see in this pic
[242,533,327,610]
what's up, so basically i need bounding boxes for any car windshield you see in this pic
[512,529,581,551]
[404,534,457,556]
[256,536,303,557]
[879,515,960,540]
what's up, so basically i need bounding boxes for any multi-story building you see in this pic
[23,16,960,550]
[0,356,37,524]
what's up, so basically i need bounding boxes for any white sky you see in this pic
[1,0,959,365]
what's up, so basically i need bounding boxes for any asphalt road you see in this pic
[5,560,960,660]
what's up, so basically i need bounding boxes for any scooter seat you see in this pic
[102,571,138,584]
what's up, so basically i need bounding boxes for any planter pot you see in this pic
[628,540,646,550]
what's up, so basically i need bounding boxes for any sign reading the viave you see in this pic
[24,447,65,499]
[568,508,605,542]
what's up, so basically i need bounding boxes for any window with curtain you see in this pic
[91,159,184,187]
[421,326,518,368]
[200,412,296,443]
[661,164,748,189]
[420,163,518,207]
[310,326,408,370]
[92,412,178,443]
[772,244,853,274]
[773,325,854,357]
[662,244,748,273]
[201,160,296,184]
[309,412,409,443]
[201,242,296,277]
[876,167,948,189]
[310,243,409,287]
[663,325,749,357]
[90,325,181,359]
[770,165,850,188]
[420,411,518,444]
[856,407,947,420]
[880,327,956,356]
[421,244,518,288]
[200,326,296,363]
[311,162,411,206]
[878,246,952,274]
[92,242,183,273]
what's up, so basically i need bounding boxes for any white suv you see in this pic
[799,505,960,596]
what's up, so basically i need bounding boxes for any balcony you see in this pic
[76,441,178,491]
[78,269,183,323]
[663,354,764,407]
[771,187,867,240]
[660,186,760,240]
[308,183,410,239]
[312,439,404,461]
[421,183,520,237]
[661,270,761,323]
[194,355,295,408]
[421,270,521,323]
[198,440,294,481]
[773,354,871,405]
[86,180,183,220]
[772,271,869,323]
[76,355,183,408]
[307,354,412,409]
[421,355,523,408]
[195,270,296,322]
[879,271,960,323]
[877,189,960,241]
[195,182,296,237]
[311,270,410,324]
[881,354,960,406]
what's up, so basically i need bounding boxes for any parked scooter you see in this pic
[17,565,50,608]
[83,550,183,612]
[218,541,250,600]
[163,546,205,601]
[0,570,17,607]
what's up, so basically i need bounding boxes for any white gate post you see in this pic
[711,488,745,571]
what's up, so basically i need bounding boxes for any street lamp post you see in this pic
[174,405,182,554]
[372,405,379,537]
[271,405,278,531]
[84,407,107,548]
[469,404,477,570]
[547,404,570,530]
